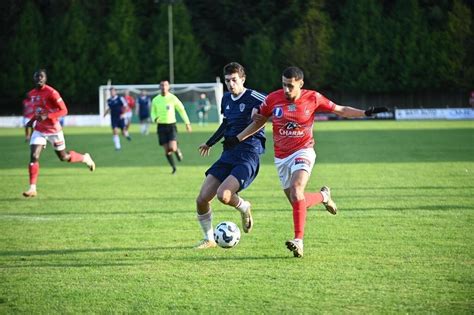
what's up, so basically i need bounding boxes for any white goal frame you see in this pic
[98,81,224,126]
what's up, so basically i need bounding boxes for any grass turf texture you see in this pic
[0,120,473,313]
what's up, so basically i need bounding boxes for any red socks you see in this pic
[29,162,39,185]
[292,199,307,239]
[292,192,324,239]
[68,150,84,163]
[304,192,324,208]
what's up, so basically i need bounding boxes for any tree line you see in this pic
[0,0,472,114]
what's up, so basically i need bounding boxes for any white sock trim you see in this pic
[197,209,213,240]
[235,197,249,213]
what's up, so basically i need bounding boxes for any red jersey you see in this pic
[124,95,135,112]
[260,89,336,158]
[22,98,35,119]
[28,84,67,134]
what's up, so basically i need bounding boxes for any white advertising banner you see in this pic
[0,115,107,127]
[395,108,474,120]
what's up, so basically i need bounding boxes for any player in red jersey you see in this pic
[124,90,135,133]
[22,69,96,198]
[226,66,388,257]
[22,93,35,142]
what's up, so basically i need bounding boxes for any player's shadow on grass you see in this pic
[174,255,290,262]
[0,246,190,258]
[1,262,139,269]
[346,185,474,191]
[0,209,195,217]
[3,197,189,202]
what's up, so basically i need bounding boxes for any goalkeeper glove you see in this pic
[365,106,389,117]
[222,136,240,150]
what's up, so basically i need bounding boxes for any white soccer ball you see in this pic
[214,221,241,248]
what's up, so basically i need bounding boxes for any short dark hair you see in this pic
[223,62,246,78]
[34,69,47,76]
[282,67,304,81]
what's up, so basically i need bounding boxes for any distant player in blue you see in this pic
[194,62,266,249]
[103,87,131,150]
[136,90,151,135]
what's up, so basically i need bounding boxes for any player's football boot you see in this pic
[285,239,304,258]
[22,189,37,198]
[194,239,217,249]
[321,186,337,215]
[83,153,96,172]
[240,204,253,233]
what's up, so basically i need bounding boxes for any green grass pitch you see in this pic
[0,120,473,313]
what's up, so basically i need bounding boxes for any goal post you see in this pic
[98,80,224,126]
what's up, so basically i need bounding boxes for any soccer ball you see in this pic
[214,221,241,248]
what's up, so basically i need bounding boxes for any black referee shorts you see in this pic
[157,123,178,145]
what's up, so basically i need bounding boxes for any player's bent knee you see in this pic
[30,153,41,162]
[216,190,232,205]
[289,187,305,203]
[196,194,211,208]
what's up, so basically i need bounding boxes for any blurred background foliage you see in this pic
[0,0,472,114]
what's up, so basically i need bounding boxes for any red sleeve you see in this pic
[128,96,136,108]
[47,90,68,119]
[315,92,336,112]
[259,95,274,117]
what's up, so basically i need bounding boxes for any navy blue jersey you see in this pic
[137,95,151,118]
[221,89,266,154]
[107,96,126,121]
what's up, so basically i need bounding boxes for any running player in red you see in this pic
[124,90,135,134]
[22,69,96,198]
[226,66,388,257]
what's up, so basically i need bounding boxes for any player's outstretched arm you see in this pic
[364,106,389,116]
[198,143,212,156]
[333,105,389,118]
[222,113,268,149]
[238,112,267,141]
[25,117,36,128]
[198,119,228,156]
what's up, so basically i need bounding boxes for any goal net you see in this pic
[98,81,224,126]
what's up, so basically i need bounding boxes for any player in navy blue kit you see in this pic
[104,87,131,150]
[136,90,151,135]
[194,62,266,249]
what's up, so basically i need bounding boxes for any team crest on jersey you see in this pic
[239,103,246,112]
[273,107,283,118]
[288,104,296,112]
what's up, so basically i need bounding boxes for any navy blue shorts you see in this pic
[205,150,261,192]
[111,118,125,129]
